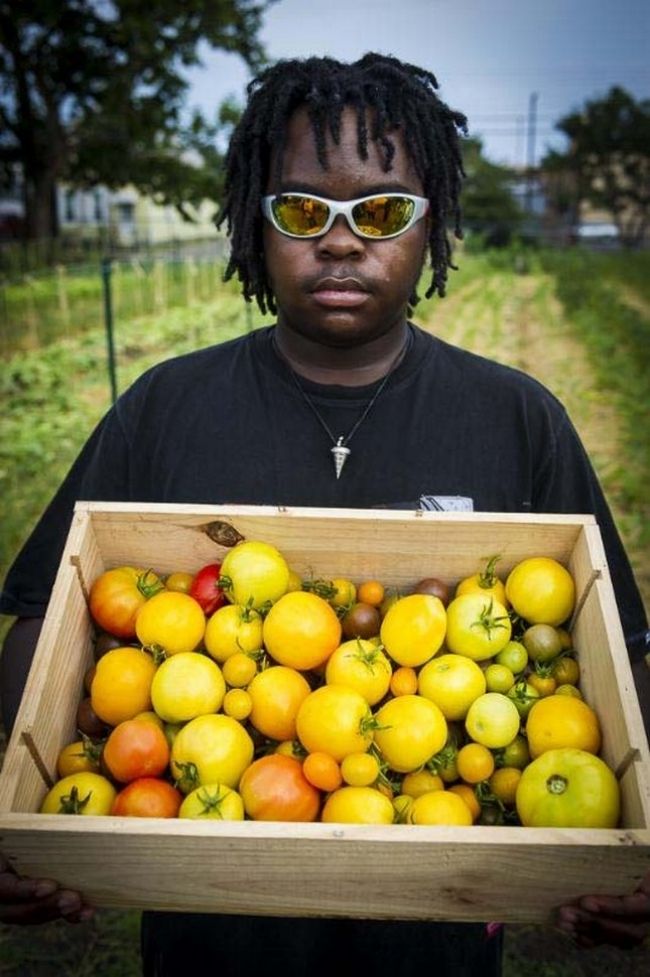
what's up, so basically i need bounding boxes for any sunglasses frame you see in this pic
[261,192,430,240]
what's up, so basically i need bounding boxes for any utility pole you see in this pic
[525,92,539,214]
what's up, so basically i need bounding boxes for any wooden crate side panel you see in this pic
[80,505,586,589]
[572,580,650,787]
[0,818,648,921]
[620,760,650,830]
[567,525,607,625]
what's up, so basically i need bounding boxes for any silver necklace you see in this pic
[277,334,410,479]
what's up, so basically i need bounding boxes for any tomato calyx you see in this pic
[477,555,503,589]
[143,643,167,665]
[302,577,338,600]
[470,598,510,640]
[137,569,166,600]
[58,785,92,815]
[351,639,386,673]
[174,761,200,793]
[547,773,569,796]
[192,786,232,817]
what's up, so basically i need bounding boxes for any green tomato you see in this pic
[495,641,528,675]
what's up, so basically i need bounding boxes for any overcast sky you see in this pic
[183,0,649,167]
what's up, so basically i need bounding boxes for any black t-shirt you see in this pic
[2,323,646,653]
[1,323,647,977]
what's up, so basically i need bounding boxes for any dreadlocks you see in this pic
[217,53,468,314]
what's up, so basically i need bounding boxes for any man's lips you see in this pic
[310,277,370,308]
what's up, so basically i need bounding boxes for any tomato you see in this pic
[248,666,312,741]
[263,591,341,670]
[102,718,170,783]
[484,663,515,694]
[456,742,495,783]
[356,580,385,608]
[222,688,253,721]
[220,540,290,609]
[222,651,259,687]
[516,748,620,827]
[321,786,394,824]
[380,594,446,667]
[40,772,116,815]
[401,769,444,798]
[409,790,473,826]
[76,697,111,738]
[374,695,447,773]
[525,694,601,758]
[494,733,530,770]
[412,578,450,606]
[302,752,343,792]
[389,666,418,697]
[56,738,102,778]
[445,594,511,661]
[340,751,380,787]
[171,714,254,792]
[465,693,521,749]
[506,680,540,719]
[325,639,392,706]
[341,602,382,640]
[505,557,575,627]
[495,641,528,675]
[189,563,227,616]
[489,766,522,806]
[135,591,206,656]
[455,555,508,607]
[417,653,486,721]
[296,685,375,762]
[527,669,557,698]
[90,646,158,727]
[165,572,194,594]
[150,651,225,723]
[239,755,320,822]
[112,777,183,818]
[89,567,164,638]
[522,624,563,663]
[552,656,580,686]
[392,793,414,823]
[178,783,245,820]
[328,577,357,610]
[204,604,263,663]
[448,783,480,822]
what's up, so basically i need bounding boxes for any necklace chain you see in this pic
[276,331,410,477]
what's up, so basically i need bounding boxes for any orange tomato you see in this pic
[239,755,320,822]
[448,784,481,822]
[102,718,170,783]
[302,752,343,792]
[90,646,158,727]
[389,666,418,697]
[263,591,341,670]
[112,777,182,818]
[248,666,312,742]
[356,580,385,607]
[456,742,495,784]
[525,695,601,758]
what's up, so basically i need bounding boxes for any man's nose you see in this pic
[316,215,366,257]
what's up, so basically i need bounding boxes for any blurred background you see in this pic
[1,1,649,973]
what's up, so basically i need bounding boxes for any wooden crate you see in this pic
[0,502,648,922]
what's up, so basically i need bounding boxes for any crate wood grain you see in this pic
[1,503,648,922]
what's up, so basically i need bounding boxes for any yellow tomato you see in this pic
[448,784,481,822]
[465,693,521,749]
[263,591,341,670]
[445,594,512,662]
[373,695,448,773]
[296,685,374,762]
[321,786,394,824]
[178,783,245,820]
[516,748,619,828]
[56,739,101,778]
[489,766,522,806]
[457,742,495,783]
[248,666,311,742]
[329,578,357,610]
[135,591,206,656]
[90,646,158,727]
[525,694,601,758]
[409,790,473,826]
[340,751,380,787]
[165,572,194,594]
[40,772,116,815]
[171,714,254,792]
[150,652,225,723]
[222,688,253,721]
[380,594,446,667]
[222,651,259,688]
[325,639,392,705]
[401,769,444,798]
[455,555,507,607]
[418,653,486,720]
[204,604,263,663]
[219,540,290,609]
[505,557,575,627]
[390,666,418,697]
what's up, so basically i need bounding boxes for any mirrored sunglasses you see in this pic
[261,192,429,240]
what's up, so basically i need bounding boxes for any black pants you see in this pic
[141,913,503,977]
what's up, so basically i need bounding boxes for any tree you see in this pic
[541,87,650,248]
[0,0,271,241]
[460,137,524,247]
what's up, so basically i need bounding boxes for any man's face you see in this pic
[263,106,428,349]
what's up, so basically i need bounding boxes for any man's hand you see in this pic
[556,871,650,949]
[0,855,94,925]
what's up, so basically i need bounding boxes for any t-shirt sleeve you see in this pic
[0,404,131,619]
[532,408,648,662]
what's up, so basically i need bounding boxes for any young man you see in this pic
[1,54,649,969]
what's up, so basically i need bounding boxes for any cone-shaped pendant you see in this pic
[331,437,351,479]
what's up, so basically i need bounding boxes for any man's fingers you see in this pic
[574,914,649,950]
[579,890,650,921]
[0,870,58,904]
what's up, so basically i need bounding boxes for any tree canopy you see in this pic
[460,137,524,247]
[541,86,650,248]
[0,0,271,240]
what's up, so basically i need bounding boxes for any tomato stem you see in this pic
[58,786,92,815]
[546,774,568,795]
[478,554,502,589]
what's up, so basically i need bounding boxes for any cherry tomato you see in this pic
[89,567,164,639]
[189,563,227,616]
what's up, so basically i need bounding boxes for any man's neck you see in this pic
[272,321,410,387]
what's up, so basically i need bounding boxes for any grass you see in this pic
[1,246,649,975]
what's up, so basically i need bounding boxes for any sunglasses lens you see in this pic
[353,196,415,237]
[271,195,329,236]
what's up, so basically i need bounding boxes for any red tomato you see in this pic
[102,719,170,783]
[189,563,227,617]
[111,778,182,818]
[239,755,320,822]
[89,567,164,638]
